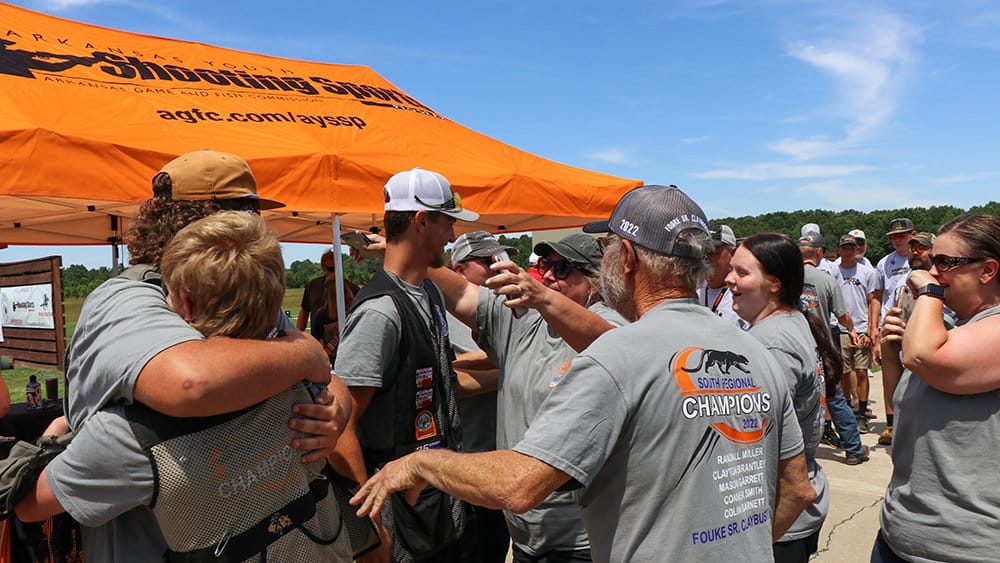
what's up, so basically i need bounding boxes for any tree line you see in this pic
[713,201,1000,260]
[57,203,997,299]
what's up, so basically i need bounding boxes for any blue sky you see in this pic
[3,0,999,268]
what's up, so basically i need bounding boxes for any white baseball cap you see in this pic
[848,229,866,241]
[383,167,479,221]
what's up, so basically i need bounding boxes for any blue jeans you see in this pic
[828,384,863,456]
[871,530,910,563]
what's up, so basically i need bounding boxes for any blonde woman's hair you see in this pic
[160,211,285,339]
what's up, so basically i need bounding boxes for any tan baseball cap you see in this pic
[155,149,284,210]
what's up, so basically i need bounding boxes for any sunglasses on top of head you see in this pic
[414,192,463,213]
[538,257,587,280]
[930,254,983,272]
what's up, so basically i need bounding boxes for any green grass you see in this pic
[4,287,309,403]
[1,367,63,404]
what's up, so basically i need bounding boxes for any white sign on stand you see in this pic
[1,284,55,330]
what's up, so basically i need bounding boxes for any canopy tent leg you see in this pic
[332,214,347,339]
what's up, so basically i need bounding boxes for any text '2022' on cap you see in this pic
[583,185,709,258]
[384,167,479,222]
[155,149,285,209]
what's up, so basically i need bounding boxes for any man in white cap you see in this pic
[332,168,479,562]
[352,185,815,563]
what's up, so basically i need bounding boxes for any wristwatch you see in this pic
[915,283,946,300]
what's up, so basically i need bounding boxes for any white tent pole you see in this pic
[332,213,347,338]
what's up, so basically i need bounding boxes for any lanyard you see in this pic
[705,287,727,313]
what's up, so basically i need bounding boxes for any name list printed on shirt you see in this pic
[692,446,769,546]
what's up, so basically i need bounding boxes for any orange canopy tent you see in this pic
[0,2,641,246]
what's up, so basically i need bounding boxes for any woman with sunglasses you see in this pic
[724,233,842,563]
[872,213,1000,563]
[430,232,627,562]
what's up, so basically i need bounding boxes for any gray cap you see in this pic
[800,223,821,237]
[533,233,603,273]
[582,185,708,258]
[708,224,737,250]
[451,231,517,267]
[798,232,825,249]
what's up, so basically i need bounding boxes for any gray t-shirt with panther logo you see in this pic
[515,299,803,563]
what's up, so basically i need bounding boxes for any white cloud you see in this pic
[793,180,937,211]
[681,135,710,145]
[585,148,633,165]
[693,162,872,181]
[40,0,113,8]
[776,10,921,160]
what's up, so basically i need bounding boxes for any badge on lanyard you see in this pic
[415,410,438,441]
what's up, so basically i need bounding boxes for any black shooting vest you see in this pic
[349,269,463,466]
[349,270,468,561]
[126,383,352,563]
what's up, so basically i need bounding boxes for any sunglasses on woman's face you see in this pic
[538,257,581,280]
[930,254,982,272]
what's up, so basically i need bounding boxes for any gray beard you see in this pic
[601,262,638,322]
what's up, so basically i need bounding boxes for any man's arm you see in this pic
[351,449,570,522]
[296,307,308,332]
[772,452,816,541]
[327,386,376,485]
[15,468,64,522]
[485,262,615,352]
[134,330,331,418]
[427,267,481,329]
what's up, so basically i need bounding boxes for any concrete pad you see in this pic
[813,369,892,562]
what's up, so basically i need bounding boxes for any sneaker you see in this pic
[821,427,841,449]
[845,445,871,465]
[878,426,893,446]
[856,416,871,434]
[864,409,877,420]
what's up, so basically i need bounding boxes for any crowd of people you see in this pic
[5,149,997,563]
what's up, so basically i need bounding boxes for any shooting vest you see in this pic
[126,383,352,562]
[349,270,467,561]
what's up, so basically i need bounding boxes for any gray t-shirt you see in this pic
[834,262,879,332]
[749,311,828,541]
[515,299,803,562]
[476,288,626,555]
[55,276,201,560]
[448,312,497,453]
[881,304,1000,563]
[65,277,203,428]
[801,266,847,328]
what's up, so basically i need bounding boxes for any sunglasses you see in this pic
[908,243,928,253]
[930,254,982,272]
[414,191,463,213]
[538,257,586,280]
